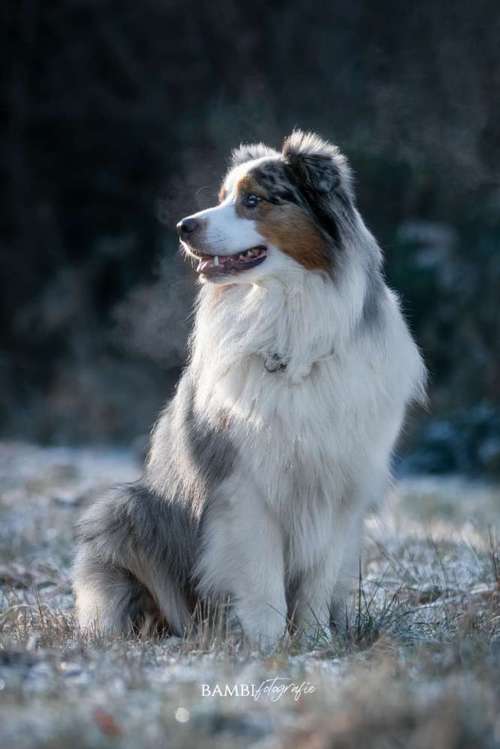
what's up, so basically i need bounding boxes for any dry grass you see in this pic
[1,442,500,748]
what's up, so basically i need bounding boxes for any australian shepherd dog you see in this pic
[73,131,426,647]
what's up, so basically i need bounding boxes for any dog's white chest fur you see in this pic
[189,273,423,582]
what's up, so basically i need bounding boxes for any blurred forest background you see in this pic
[1,0,499,476]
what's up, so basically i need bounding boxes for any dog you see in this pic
[73,130,426,647]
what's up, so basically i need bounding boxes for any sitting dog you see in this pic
[73,131,426,647]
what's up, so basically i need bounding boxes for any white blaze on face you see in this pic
[182,157,276,257]
[191,200,263,256]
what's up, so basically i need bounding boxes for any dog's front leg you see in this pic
[197,479,287,650]
[293,554,340,646]
[293,513,362,646]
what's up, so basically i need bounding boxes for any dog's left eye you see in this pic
[242,193,261,209]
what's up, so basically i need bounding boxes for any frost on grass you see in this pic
[0,442,499,748]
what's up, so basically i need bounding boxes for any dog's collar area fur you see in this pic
[263,349,336,375]
[264,353,288,372]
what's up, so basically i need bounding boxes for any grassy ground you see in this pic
[0,442,499,748]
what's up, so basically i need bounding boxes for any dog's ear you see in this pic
[282,130,353,199]
[231,143,279,168]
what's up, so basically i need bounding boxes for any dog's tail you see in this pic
[73,482,195,637]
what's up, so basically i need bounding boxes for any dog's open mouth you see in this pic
[184,245,268,277]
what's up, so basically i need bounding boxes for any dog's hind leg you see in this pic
[73,553,156,636]
[73,483,194,637]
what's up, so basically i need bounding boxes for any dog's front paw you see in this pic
[237,603,287,652]
[296,623,333,651]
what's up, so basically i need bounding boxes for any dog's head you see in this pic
[177,130,356,284]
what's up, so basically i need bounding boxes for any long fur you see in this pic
[73,131,426,647]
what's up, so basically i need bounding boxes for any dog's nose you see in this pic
[176,217,199,237]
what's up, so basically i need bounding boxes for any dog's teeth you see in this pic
[237,247,265,261]
[213,256,219,266]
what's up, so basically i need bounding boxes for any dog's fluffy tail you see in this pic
[73,482,194,637]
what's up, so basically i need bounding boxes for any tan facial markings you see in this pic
[259,205,331,271]
[235,174,331,271]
